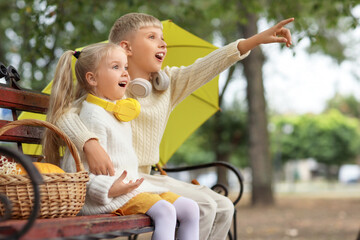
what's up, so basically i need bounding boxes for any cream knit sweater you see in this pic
[61,100,167,215]
[57,40,250,175]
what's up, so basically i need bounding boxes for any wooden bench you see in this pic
[0,65,244,240]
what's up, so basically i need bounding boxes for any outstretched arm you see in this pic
[237,18,294,54]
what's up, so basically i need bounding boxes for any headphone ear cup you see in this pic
[128,78,152,98]
[152,71,170,91]
[114,98,141,122]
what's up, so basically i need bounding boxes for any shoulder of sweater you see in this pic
[80,101,113,125]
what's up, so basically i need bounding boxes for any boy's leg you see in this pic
[143,174,234,240]
[199,185,234,240]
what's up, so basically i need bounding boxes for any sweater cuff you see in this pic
[88,174,116,205]
[227,39,251,62]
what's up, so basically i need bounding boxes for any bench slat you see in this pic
[0,85,49,114]
[0,120,43,143]
[0,214,153,239]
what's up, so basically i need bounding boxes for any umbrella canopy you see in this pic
[20,20,220,165]
[158,20,219,165]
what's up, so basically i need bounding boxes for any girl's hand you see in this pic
[84,139,115,176]
[108,171,144,198]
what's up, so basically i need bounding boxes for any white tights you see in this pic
[146,196,199,240]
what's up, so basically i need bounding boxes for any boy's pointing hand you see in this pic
[263,18,294,47]
[237,17,294,54]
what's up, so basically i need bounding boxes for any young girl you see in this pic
[43,42,199,240]
[56,13,294,240]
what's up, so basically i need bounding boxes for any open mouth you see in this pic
[118,81,127,87]
[155,52,165,61]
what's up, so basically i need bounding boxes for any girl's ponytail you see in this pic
[43,51,75,165]
[43,42,121,165]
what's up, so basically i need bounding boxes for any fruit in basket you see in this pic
[17,162,65,174]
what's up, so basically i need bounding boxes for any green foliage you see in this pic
[0,0,140,90]
[264,0,360,62]
[271,109,360,166]
[1,0,359,89]
[0,0,210,91]
[171,101,249,167]
[325,93,360,118]
[169,130,215,166]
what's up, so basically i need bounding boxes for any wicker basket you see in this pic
[0,119,89,219]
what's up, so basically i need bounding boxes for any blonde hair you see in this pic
[43,42,122,165]
[109,13,162,44]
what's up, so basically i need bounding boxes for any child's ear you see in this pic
[119,41,132,56]
[85,72,97,87]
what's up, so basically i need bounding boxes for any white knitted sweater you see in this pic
[57,40,250,174]
[61,100,167,215]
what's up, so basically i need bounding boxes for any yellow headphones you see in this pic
[86,94,140,122]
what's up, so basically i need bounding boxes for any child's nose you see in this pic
[121,70,128,77]
[159,40,167,48]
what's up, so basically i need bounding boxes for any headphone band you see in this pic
[86,94,140,122]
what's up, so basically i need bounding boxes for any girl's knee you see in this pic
[189,199,200,221]
[147,200,177,223]
[158,200,177,218]
[174,197,200,222]
[184,198,200,219]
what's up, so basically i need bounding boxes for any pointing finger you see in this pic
[276,18,294,29]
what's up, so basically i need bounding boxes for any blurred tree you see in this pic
[325,93,360,118]
[0,0,206,90]
[0,1,135,90]
[271,110,360,178]
[191,0,360,206]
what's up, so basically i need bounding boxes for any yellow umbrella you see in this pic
[159,20,219,165]
[20,20,220,165]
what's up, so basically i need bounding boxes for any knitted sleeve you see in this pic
[79,105,115,205]
[87,173,117,205]
[56,107,99,151]
[164,39,250,108]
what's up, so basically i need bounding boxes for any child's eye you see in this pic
[124,66,128,71]
[149,35,155,39]
[113,65,119,69]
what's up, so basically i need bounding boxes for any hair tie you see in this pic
[73,51,81,59]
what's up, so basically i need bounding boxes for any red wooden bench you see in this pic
[0,64,244,240]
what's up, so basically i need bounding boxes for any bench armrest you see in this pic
[154,161,244,206]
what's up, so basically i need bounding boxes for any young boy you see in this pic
[57,13,293,239]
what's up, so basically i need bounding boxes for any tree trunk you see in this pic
[238,13,274,206]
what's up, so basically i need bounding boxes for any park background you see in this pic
[0,1,359,239]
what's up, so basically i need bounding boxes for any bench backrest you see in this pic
[0,80,49,155]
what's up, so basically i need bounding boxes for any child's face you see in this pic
[93,48,129,101]
[127,26,167,78]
